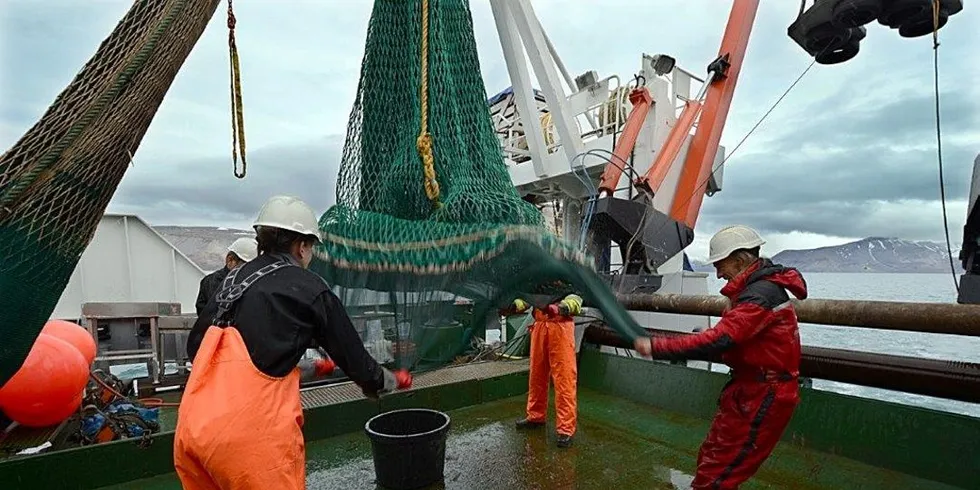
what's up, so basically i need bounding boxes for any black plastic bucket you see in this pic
[365,408,451,490]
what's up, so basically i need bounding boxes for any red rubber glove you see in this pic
[633,337,653,356]
[393,369,413,389]
[313,358,336,377]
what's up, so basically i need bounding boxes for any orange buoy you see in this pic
[0,333,89,428]
[42,319,97,366]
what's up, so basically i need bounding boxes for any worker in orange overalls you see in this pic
[504,289,583,448]
[175,195,412,490]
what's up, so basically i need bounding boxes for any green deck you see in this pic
[2,349,978,489]
[97,390,958,490]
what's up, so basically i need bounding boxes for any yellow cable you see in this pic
[228,0,247,179]
[417,0,441,207]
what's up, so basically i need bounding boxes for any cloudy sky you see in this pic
[1,0,977,262]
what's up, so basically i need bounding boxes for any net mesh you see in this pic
[0,0,221,385]
[310,0,645,372]
[0,0,647,386]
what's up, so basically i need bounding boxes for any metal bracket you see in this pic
[588,196,694,274]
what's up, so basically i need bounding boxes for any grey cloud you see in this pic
[111,85,978,246]
[700,199,967,243]
[722,143,976,203]
[6,0,979,247]
[776,87,979,151]
[111,136,344,225]
[1,2,128,125]
[731,88,978,199]
[698,88,978,243]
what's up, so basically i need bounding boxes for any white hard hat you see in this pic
[252,195,322,242]
[227,237,258,262]
[706,225,765,264]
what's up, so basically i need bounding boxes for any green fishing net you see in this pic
[310,0,646,372]
[0,0,648,387]
[0,0,221,386]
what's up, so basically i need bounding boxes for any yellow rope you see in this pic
[417,0,442,207]
[228,0,247,179]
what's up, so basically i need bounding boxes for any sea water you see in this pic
[705,272,980,418]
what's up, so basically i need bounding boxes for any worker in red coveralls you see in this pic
[634,225,807,490]
[502,287,583,448]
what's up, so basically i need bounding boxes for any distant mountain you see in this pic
[693,237,959,273]
[154,225,254,272]
[157,226,958,275]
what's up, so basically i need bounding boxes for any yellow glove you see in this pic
[513,298,529,313]
[556,294,583,316]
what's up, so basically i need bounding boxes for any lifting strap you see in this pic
[212,259,294,325]
[226,0,247,178]
[417,0,441,208]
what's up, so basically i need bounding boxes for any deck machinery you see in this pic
[489,0,729,341]
[487,0,977,340]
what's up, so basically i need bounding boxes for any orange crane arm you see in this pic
[596,87,653,196]
[633,99,703,195]
[670,0,759,228]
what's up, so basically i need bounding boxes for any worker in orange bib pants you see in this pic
[505,292,583,448]
[175,196,412,490]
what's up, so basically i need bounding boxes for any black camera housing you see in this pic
[788,0,964,64]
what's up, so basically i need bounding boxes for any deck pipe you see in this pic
[583,325,980,404]
[616,293,980,337]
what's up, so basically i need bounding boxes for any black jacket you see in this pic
[195,267,230,317]
[187,253,386,395]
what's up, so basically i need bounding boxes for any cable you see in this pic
[569,152,599,249]
[566,149,649,276]
[621,202,651,278]
[633,56,820,253]
[570,49,813,272]
[930,1,960,294]
[569,150,642,251]
[586,148,641,182]
[716,59,817,174]
[90,372,180,408]
[579,148,645,251]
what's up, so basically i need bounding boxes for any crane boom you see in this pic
[670,0,758,229]
[595,87,653,197]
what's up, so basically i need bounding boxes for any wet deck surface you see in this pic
[99,389,958,490]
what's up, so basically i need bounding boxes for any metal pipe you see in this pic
[583,325,980,404]
[538,22,599,131]
[300,376,351,390]
[171,248,179,303]
[673,65,706,84]
[616,293,980,337]
[122,216,135,298]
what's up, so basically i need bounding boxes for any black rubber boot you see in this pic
[515,418,545,429]
[556,434,573,448]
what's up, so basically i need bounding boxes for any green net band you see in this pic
[317,220,589,275]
